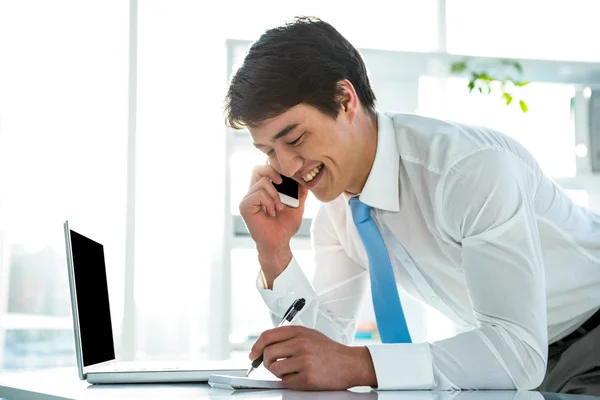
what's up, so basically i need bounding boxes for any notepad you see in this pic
[208,374,285,390]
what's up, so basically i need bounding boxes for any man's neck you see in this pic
[345,109,378,196]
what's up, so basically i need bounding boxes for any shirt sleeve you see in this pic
[257,203,370,344]
[430,148,548,390]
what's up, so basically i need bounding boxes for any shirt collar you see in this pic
[343,111,400,212]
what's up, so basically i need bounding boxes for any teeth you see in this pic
[303,164,323,182]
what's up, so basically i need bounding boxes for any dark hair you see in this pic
[225,16,376,129]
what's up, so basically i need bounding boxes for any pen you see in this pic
[246,298,306,377]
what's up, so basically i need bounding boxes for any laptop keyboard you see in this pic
[108,362,182,372]
[115,366,181,372]
[96,360,246,373]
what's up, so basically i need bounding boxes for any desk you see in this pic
[0,368,598,400]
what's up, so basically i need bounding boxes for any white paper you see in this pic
[208,374,285,390]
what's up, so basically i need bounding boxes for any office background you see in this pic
[0,0,600,372]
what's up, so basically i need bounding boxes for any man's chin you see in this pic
[310,187,342,203]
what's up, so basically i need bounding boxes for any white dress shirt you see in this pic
[256,111,600,391]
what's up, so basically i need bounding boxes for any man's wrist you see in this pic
[257,244,293,289]
[348,346,378,388]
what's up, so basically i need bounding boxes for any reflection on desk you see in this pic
[202,389,597,400]
[0,368,599,400]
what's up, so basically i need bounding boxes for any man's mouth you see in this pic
[302,163,324,182]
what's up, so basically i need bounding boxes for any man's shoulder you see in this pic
[383,111,491,144]
[381,111,523,173]
[383,111,450,128]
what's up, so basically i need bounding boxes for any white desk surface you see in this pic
[0,367,596,400]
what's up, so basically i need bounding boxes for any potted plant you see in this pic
[450,58,530,113]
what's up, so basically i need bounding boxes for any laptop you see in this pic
[63,220,247,384]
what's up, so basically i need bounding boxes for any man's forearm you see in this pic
[257,244,293,289]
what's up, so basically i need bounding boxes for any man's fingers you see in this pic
[261,340,298,370]
[269,355,309,379]
[251,164,282,187]
[247,177,284,210]
[249,326,303,360]
[240,189,278,217]
[298,184,309,205]
[281,370,313,391]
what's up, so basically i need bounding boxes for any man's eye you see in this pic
[287,133,304,146]
[266,150,275,157]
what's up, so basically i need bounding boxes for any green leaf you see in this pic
[451,61,468,73]
[514,81,530,87]
[513,62,523,74]
[503,92,513,105]
[477,72,494,82]
[519,99,528,113]
[467,81,475,93]
[478,86,483,94]
[487,86,492,94]
[500,59,523,74]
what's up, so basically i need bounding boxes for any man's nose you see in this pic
[276,151,303,178]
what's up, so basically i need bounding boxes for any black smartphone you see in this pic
[273,175,299,208]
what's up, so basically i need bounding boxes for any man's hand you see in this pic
[249,326,378,391]
[239,163,309,286]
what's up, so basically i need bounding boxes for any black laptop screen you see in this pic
[69,229,116,367]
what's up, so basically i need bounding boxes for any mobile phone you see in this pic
[273,175,299,208]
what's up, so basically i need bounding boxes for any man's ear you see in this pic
[337,79,359,122]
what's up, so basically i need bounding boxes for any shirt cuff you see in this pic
[256,257,317,319]
[366,343,435,390]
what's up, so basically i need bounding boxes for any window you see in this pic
[134,0,230,361]
[3,330,74,370]
[225,0,440,52]
[446,0,600,62]
[0,0,128,369]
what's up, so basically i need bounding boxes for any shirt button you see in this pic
[287,290,295,296]
[277,298,286,308]
[431,296,440,304]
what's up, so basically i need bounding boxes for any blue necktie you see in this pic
[349,197,412,344]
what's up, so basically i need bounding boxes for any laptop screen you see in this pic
[69,229,116,366]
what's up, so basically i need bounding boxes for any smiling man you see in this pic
[224,17,600,394]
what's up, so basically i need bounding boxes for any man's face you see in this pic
[249,103,359,202]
